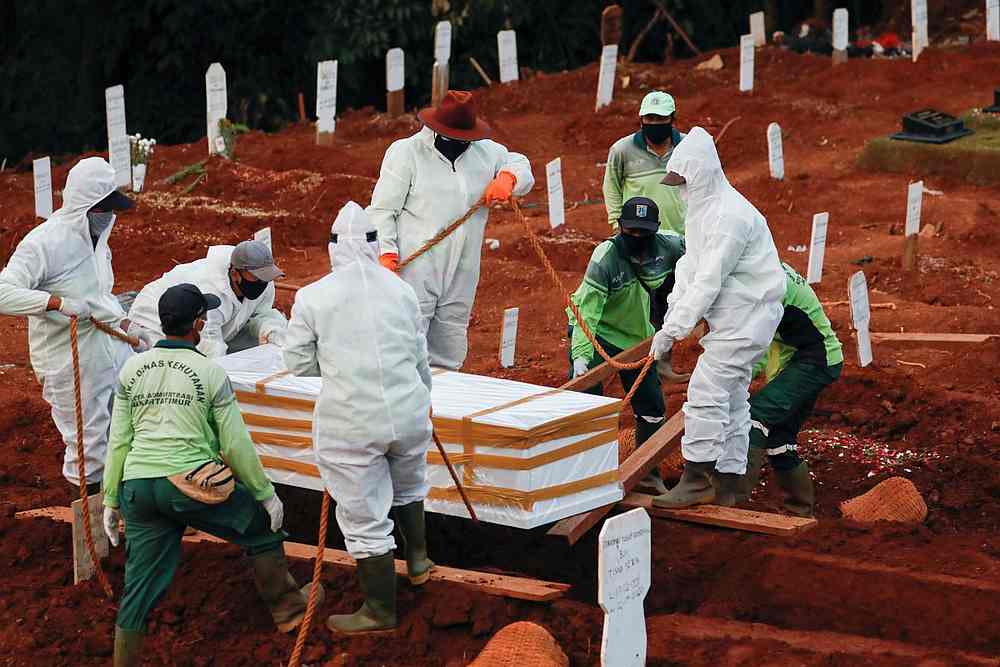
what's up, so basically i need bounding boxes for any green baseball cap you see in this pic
[639,91,676,117]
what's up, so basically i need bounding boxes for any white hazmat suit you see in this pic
[658,127,785,474]
[367,127,534,369]
[127,245,287,357]
[0,158,134,484]
[283,201,433,559]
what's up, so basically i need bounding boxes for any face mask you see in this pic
[238,274,269,300]
[620,232,655,259]
[87,211,115,238]
[642,122,673,145]
[435,134,471,163]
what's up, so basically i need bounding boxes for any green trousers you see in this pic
[749,360,842,470]
[116,477,286,631]
[567,326,666,445]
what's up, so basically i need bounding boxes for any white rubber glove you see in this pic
[58,297,92,320]
[650,329,674,361]
[260,329,286,347]
[132,338,150,353]
[103,506,121,547]
[262,494,284,533]
[572,357,590,378]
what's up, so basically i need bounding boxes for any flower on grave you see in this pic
[130,133,156,165]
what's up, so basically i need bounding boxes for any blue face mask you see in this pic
[87,211,115,238]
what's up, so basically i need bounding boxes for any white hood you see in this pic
[56,157,120,237]
[665,126,727,212]
[329,201,380,270]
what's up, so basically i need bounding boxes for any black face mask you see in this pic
[619,232,655,259]
[435,134,471,164]
[238,275,268,300]
[642,122,673,145]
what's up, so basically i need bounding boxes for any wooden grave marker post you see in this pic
[903,180,923,271]
[989,0,1000,41]
[849,271,873,367]
[316,59,338,146]
[105,84,130,188]
[601,5,623,47]
[72,493,109,585]
[33,156,53,219]
[911,0,929,61]
[599,508,651,667]
[749,11,766,47]
[546,157,565,229]
[739,34,755,93]
[499,307,519,368]
[832,8,849,64]
[432,21,452,107]
[205,63,228,156]
[497,30,519,83]
[767,122,784,180]
[386,48,405,117]
[807,212,829,284]
[596,44,618,111]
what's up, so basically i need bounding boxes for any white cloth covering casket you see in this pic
[217,344,624,529]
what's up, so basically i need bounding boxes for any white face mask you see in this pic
[87,211,115,238]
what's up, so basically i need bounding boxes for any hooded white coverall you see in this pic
[283,202,433,559]
[0,158,134,484]
[367,127,535,369]
[127,245,287,357]
[661,127,785,474]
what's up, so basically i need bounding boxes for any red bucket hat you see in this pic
[417,90,493,141]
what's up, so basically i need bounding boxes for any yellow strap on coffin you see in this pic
[426,469,620,511]
[426,428,616,470]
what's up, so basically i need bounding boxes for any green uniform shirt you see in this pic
[103,339,274,508]
[568,233,686,362]
[603,129,687,235]
[757,263,845,381]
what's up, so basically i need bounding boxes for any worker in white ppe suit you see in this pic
[368,89,535,369]
[649,127,785,509]
[283,201,435,636]
[0,157,142,491]
[127,240,287,357]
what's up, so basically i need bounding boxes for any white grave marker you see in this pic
[911,0,929,60]
[546,157,565,230]
[599,508,651,667]
[905,180,923,236]
[833,8,849,51]
[499,307,519,368]
[739,34,755,92]
[596,44,618,110]
[849,271,873,367]
[316,60,338,134]
[105,85,130,188]
[386,48,405,92]
[767,122,784,180]
[497,30,519,83]
[435,21,452,64]
[750,12,766,47]
[989,0,1000,41]
[206,63,228,156]
[807,212,829,284]
[33,156,53,220]
[254,227,272,252]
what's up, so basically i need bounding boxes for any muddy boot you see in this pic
[394,501,434,585]
[634,468,668,495]
[713,472,741,507]
[774,461,815,517]
[735,447,767,505]
[327,552,397,635]
[112,626,144,667]
[652,461,716,509]
[252,548,325,633]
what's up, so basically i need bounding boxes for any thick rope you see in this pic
[287,492,330,667]
[69,317,114,598]
[431,428,479,523]
[397,201,484,271]
[90,317,141,348]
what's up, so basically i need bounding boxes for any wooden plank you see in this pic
[18,506,569,603]
[620,492,818,536]
[547,411,684,544]
[386,89,405,117]
[902,234,918,271]
[600,4,623,46]
[558,336,652,393]
[871,332,996,343]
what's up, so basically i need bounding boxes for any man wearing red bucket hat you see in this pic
[368,90,535,369]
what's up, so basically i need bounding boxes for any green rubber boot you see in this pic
[328,552,397,635]
[774,461,815,517]
[735,447,767,505]
[252,548,324,633]
[713,472,741,507]
[395,501,434,585]
[112,626,144,667]
[652,460,716,509]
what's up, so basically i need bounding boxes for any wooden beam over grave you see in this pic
[619,493,818,536]
[558,336,652,393]
[871,332,997,344]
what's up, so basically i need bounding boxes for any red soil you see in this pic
[2,37,1000,666]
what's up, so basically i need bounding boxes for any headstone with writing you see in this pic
[750,12,766,47]
[206,63,228,156]
[911,0,929,60]
[386,48,406,117]
[989,0,1000,41]
[596,44,618,110]
[903,180,923,271]
[599,508,651,667]
[316,59,338,145]
[849,271,873,367]
[499,307,519,368]
[254,227,272,252]
[497,30,519,83]
[546,157,565,230]
[767,122,784,180]
[105,85,130,188]
[739,34,755,92]
[833,8,849,63]
[807,212,829,284]
[33,156,53,220]
[435,21,452,64]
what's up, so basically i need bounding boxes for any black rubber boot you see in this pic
[394,501,434,585]
[113,626,144,667]
[652,460,716,509]
[252,548,324,633]
[327,552,397,635]
[735,447,767,505]
[774,461,815,517]
[714,472,741,507]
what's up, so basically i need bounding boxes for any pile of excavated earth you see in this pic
[1,36,999,666]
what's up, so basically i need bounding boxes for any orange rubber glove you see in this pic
[379,253,400,272]
[484,171,517,205]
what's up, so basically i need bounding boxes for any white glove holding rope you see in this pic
[572,357,590,378]
[262,494,284,533]
[260,329,286,348]
[650,329,674,361]
[103,506,121,547]
[58,297,92,320]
